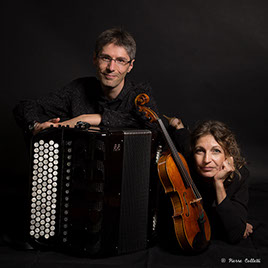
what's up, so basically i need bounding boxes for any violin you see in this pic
[135,93,211,252]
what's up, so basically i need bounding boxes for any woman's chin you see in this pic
[198,171,216,179]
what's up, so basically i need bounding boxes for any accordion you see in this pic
[27,126,159,257]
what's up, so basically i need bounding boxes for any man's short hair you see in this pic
[95,28,136,60]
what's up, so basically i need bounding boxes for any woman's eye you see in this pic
[195,148,203,154]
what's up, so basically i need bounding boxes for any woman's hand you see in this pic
[214,156,235,183]
[213,156,235,205]
[243,223,253,239]
[164,115,184,129]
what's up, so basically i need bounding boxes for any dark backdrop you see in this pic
[2,0,267,241]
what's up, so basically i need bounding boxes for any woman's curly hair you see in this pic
[191,120,246,177]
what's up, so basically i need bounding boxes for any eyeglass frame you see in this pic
[97,54,133,67]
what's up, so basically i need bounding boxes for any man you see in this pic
[14,28,158,136]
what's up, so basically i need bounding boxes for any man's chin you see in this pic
[100,77,123,89]
[101,81,117,89]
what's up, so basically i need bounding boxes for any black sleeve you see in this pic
[215,167,250,243]
[13,82,74,133]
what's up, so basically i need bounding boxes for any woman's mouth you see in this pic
[200,167,215,172]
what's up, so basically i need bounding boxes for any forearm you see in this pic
[32,114,101,135]
[216,197,247,243]
[214,181,227,205]
[59,114,102,127]
[215,170,249,243]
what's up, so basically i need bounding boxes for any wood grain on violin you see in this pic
[135,93,211,252]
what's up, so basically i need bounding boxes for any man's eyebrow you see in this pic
[100,53,127,58]
[116,56,128,60]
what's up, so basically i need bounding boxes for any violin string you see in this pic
[158,119,202,199]
[158,119,189,182]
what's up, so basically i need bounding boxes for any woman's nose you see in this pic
[204,153,211,163]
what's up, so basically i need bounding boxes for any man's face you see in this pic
[94,43,134,92]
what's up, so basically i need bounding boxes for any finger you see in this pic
[221,160,231,172]
[163,115,173,121]
[49,118,60,123]
[222,160,233,173]
[226,156,235,171]
[170,118,180,125]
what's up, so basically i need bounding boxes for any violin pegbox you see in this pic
[135,93,159,123]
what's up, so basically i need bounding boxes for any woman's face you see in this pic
[194,134,226,178]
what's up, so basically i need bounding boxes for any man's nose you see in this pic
[107,59,116,71]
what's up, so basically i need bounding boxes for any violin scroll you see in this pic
[135,93,159,123]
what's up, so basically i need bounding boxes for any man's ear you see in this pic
[127,59,135,73]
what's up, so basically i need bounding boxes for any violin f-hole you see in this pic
[183,192,190,217]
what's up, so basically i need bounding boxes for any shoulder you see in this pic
[127,80,153,93]
[61,77,101,98]
[225,165,250,195]
[239,165,250,179]
[65,76,98,89]
[235,165,250,187]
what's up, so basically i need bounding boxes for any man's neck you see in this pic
[102,81,125,100]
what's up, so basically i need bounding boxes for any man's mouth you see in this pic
[103,73,117,79]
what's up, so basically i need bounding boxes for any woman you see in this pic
[168,118,253,244]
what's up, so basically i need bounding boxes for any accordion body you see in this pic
[27,127,159,256]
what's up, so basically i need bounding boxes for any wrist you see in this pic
[213,179,225,189]
[28,120,39,132]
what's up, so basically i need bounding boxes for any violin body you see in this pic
[158,152,211,251]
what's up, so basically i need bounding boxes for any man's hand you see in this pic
[32,114,102,135]
[33,118,60,135]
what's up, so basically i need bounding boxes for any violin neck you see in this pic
[157,118,190,188]
[157,119,178,157]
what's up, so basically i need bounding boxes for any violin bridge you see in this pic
[190,198,202,205]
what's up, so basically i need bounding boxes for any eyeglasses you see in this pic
[98,55,132,67]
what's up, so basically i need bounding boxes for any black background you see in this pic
[2,1,268,266]
[2,0,268,247]
[3,0,268,184]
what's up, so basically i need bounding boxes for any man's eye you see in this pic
[116,58,126,63]
[102,56,111,61]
